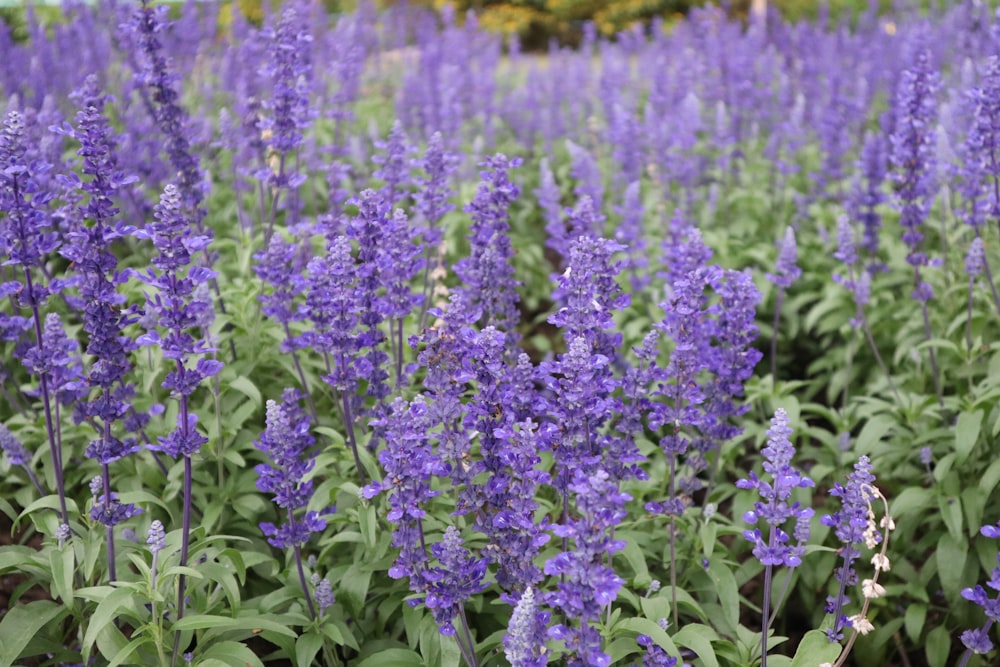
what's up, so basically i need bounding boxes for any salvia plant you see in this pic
[3,1,1000,667]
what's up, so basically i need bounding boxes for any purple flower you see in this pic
[961,627,994,654]
[0,425,29,466]
[544,469,629,667]
[137,184,220,410]
[970,56,1000,225]
[637,635,678,667]
[347,189,392,402]
[147,520,166,554]
[129,0,207,222]
[363,396,445,581]
[423,526,488,636]
[261,5,313,161]
[967,236,986,278]
[847,130,888,258]
[766,227,801,289]
[413,131,457,247]
[452,154,522,342]
[549,236,629,359]
[504,587,550,667]
[820,456,878,642]
[736,409,815,568]
[890,43,939,272]
[255,391,326,549]
[313,575,335,615]
[373,120,414,207]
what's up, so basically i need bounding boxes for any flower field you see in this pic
[2,1,1000,666]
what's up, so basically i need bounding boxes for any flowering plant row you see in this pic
[2,1,1000,666]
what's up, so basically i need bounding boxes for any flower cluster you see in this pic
[255,390,326,549]
[820,455,881,642]
[960,522,1000,654]
[737,408,815,568]
[545,469,630,667]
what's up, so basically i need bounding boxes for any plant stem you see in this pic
[771,288,784,381]
[293,541,317,621]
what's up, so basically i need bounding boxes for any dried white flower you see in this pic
[862,578,886,599]
[849,615,875,635]
[871,553,891,572]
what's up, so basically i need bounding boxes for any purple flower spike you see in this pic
[737,408,815,568]
[766,227,801,289]
[452,154,522,341]
[424,526,488,636]
[637,635,678,667]
[821,456,878,642]
[505,587,550,667]
[255,391,326,549]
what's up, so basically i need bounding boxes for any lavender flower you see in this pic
[637,635,678,667]
[347,190,395,408]
[256,390,327,620]
[738,409,815,567]
[0,424,43,496]
[362,396,444,582]
[0,110,67,522]
[970,56,1000,230]
[504,587,550,667]
[313,575,335,616]
[821,456,879,642]
[545,469,630,667]
[452,154,522,342]
[130,0,207,223]
[255,392,326,548]
[424,526,488,636]
[413,131,457,246]
[846,130,888,259]
[373,120,414,208]
[958,522,1000,657]
[737,408,813,667]
[765,227,801,289]
[890,43,939,281]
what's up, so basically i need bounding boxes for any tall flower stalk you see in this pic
[765,226,801,381]
[254,390,327,621]
[0,110,67,525]
[736,408,814,667]
[137,184,222,660]
[890,43,942,405]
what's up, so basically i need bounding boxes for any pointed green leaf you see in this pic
[0,600,66,667]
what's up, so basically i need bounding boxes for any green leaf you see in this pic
[708,559,740,631]
[340,562,372,616]
[228,375,263,407]
[200,641,266,667]
[107,636,148,667]
[296,631,324,667]
[49,546,75,604]
[938,494,964,543]
[0,600,66,667]
[82,588,135,662]
[904,604,926,641]
[674,624,719,667]
[978,457,1000,496]
[0,545,40,572]
[925,625,950,667]
[354,648,424,667]
[619,538,651,588]
[935,532,967,601]
[789,630,841,667]
[955,409,984,465]
[612,618,680,657]
[855,415,895,455]
[891,487,933,520]
[173,614,297,638]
